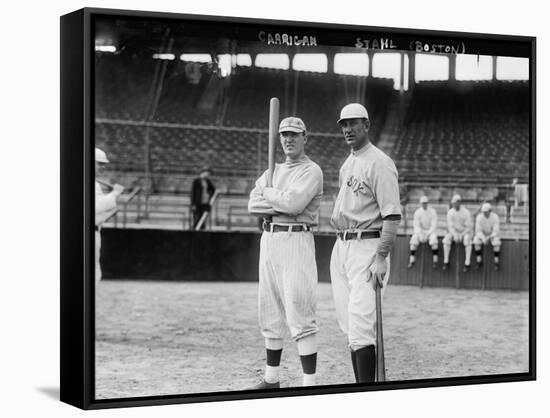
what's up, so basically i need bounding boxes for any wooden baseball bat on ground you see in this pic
[375,283,386,382]
[267,97,280,187]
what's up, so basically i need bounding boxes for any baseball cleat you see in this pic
[494,263,500,271]
[442,263,449,271]
[248,380,280,390]
[463,264,470,273]
[407,261,414,269]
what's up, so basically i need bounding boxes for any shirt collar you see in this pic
[285,155,309,164]
[351,142,372,156]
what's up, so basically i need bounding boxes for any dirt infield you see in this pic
[95,281,529,399]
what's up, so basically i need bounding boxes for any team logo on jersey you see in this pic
[346,175,369,196]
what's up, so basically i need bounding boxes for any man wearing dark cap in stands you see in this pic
[191,167,216,230]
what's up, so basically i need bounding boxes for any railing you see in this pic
[226,205,254,231]
[113,186,141,228]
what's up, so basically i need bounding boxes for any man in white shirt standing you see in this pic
[248,116,323,389]
[408,196,439,269]
[442,194,473,272]
[329,103,401,383]
[95,148,124,283]
[473,203,501,271]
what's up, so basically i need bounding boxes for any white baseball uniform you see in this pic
[248,156,323,341]
[95,181,118,282]
[410,206,438,248]
[443,206,473,246]
[329,143,401,351]
[474,212,501,247]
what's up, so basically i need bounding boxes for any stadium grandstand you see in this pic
[94,18,530,240]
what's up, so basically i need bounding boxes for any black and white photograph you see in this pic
[88,9,533,403]
[6,0,550,416]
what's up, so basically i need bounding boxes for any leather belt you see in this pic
[337,230,380,240]
[263,222,311,233]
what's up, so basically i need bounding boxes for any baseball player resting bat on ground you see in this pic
[329,103,401,383]
[95,148,124,283]
[248,116,323,389]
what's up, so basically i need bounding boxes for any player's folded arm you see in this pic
[248,192,277,215]
[262,168,322,216]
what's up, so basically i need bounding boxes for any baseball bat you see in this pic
[194,190,220,231]
[267,97,280,187]
[375,283,386,382]
[96,178,114,190]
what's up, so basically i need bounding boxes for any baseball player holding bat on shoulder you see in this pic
[248,113,323,389]
[329,104,401,383]
[95,148,124,283]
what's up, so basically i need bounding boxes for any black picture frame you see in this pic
[60,7,536,410]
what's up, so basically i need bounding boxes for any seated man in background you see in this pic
[408,196,439,269]
[473,203,501,271]
[442,194,473,272]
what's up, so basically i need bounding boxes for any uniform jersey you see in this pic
[330,143,401,231]
[475,212,500,237]
[413,206,437,235]
[447,206,472,235]
[95,181,118,226]
[248,156,323,225]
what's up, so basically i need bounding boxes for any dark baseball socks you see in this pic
[409,249,439,268]
[264,335,317,386]
[264,348,282,384]
[297,334,317,386]
[352,345,376,383]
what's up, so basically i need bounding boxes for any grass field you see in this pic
[95,281,529,399]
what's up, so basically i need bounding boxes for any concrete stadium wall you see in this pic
[102,230,529,290]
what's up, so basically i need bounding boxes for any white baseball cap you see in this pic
[95,148,109,163]
[420,196,429,204]
[451,194,462,203]
[279,117,306,133]
[337,103,369,124]
[481,203,492,212]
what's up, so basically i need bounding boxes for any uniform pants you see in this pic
[330,238,389,351]
[258,230,318,341]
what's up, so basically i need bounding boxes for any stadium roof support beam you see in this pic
[399,52,405,92]
[367,50,374,78]
[327,53,334,74]
[407,52,415,92]
[492,56,497,80]
[449,54,456,83]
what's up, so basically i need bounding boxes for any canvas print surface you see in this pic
[92,13,531,400]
